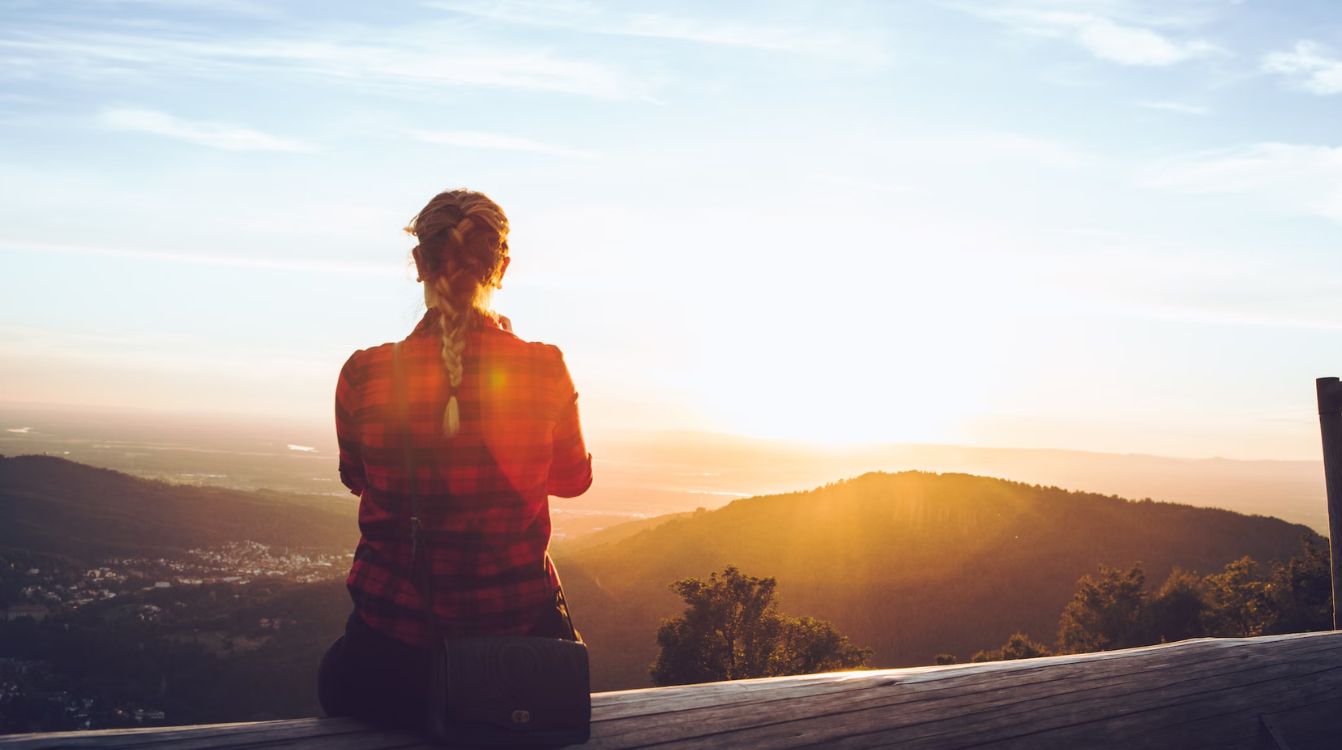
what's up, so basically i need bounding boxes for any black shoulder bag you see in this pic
[392,341,592,746]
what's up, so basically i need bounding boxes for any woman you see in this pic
[318,189,593,729]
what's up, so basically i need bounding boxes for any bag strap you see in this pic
[394,341,441,640]
[546,554,581,642]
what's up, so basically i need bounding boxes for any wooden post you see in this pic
[1317,377,1342,630]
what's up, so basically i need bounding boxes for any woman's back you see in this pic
[336,309,591,646]
[332,189,591,648]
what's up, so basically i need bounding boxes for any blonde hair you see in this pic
[406,189,510,436]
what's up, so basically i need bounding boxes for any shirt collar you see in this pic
[409,307,505,339]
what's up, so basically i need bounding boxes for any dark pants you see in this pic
[317,605,578,730]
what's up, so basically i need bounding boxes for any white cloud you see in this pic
[99,108,314,152]
[0,237,402,276]
[73,0,282,17]
[965,4,1220,66]
[409,129,594,158]
[1263,41,1342,95]
[1138,100,1209,115]
[1,24,641,99]
[1139,142,1342,223]
[424,0,891,67]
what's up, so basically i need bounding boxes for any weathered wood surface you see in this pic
[4,631,1341,749]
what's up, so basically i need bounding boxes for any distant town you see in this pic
[1,542,352,732]
[3,541,350,623]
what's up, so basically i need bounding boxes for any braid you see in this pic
[432,276,468,435]
[407,190,510,437]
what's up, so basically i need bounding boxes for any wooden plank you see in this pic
[142,732,423,750]
[813,645,1342,749]
[593,677,887,723]
[969,680,1342,750]
[6,729,423,750]
[0,719,403,750]
[591,633,1332,721]
[591,671,882,718]
[583,635,1342,746]
[101,719,374,748]
[606,636,1342,749]
[0,720,345,749]
[2,633,1338,750]
[1259,695,1342,750]
[0,719,341,747]
[826,645,1342,748]
[595,635,1331,719]
[1091,688,1342,750]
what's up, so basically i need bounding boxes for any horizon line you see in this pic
[0,399,1324,466]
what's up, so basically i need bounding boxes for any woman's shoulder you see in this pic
[479,327,572,381]
[336,341,400,388]
[341,341,394,367]
[481,324,565,357]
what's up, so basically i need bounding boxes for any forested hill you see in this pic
[560,471,1321,690]
[0,455,357,560]
[1,455,1323,694]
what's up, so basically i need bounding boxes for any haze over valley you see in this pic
[1,404,1327,539]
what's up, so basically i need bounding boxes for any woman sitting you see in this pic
[317,189,593,729]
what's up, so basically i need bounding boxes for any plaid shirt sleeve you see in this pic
[548,353,592,498]
[335,351,366,497]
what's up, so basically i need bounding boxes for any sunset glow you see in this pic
[2,1,1340,461]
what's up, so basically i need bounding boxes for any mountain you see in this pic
[0,455,358,561]
[583,431,1330,533]
[1,455,1323,694]
[556,471,1321,691]
[552,511,693,555]
[4,403,1328,534]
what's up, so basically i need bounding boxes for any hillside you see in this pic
[0,455,358,561]
[583,431,1329,532]
[552,511,693,555]
[558,471,1321,690]
[1,456,1324,695]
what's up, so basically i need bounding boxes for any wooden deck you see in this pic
[4,631,1341,749]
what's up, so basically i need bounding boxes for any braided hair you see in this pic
[406,189,510,436]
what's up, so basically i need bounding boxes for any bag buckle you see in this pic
[410,515,423,561]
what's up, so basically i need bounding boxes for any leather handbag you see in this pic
[393,341,592,746]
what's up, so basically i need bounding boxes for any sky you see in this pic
[1,0,1340,461]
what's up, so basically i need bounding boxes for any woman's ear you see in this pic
[496,255,511,288]
[411,245,426,282]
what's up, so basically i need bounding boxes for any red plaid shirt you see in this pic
[335,308,592,647]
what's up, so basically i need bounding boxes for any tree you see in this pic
[771,616,872,676]
[1057,563,1147,654]
[971,632,1052,663]
[1264,536,1333,635]
[1144,568,1207,644]
[650,566,870,686]
[1001,632,1052,660]
[1202,556,1271,637]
